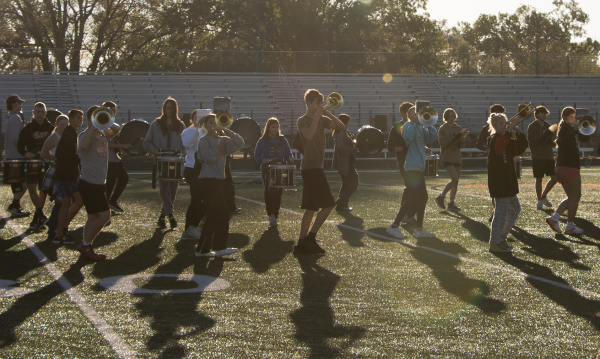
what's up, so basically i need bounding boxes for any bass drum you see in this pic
[355,125,385,157]
[46,109,63,126]
[118,119,150,156]
[230,117,261,151]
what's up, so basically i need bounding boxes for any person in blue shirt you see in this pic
[387,106,438,239]
[254,118,293,227]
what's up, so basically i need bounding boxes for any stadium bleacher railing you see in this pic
[2,48,600,77]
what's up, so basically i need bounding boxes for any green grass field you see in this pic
[1,168,600,358]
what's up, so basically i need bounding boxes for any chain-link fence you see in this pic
[2,48,599,76]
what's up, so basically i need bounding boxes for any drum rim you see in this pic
[157,156,185,161]
[268,165,296,169]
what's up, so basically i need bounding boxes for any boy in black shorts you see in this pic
[294,89,346,254]
[527,106,557,210]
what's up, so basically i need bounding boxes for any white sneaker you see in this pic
[386,225,407,239]
[268,214,278,227]
[536,201,543,210]
[413,228,435,238]
[541,197,552,208]
[195,251,216,257]
[181,227,201,240]
[564,225,584,235]
[214,248,238,257]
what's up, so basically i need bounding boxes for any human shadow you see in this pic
[290,255,366,358]
[335,211,366,248]
[511,226,590,270]
[0,259,86,348]
[573,218,600,240]
[492,252,600,331]
[441,210,491,243]
[242,227,294,274]
[410,237,505,313]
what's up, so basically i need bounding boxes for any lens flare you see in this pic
[383,73,393,83]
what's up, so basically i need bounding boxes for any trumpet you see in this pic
[418,106,438,127]
[322,92,344,111]
[578,115,597,136]
[213,110,233,129]
[91,106,115,131]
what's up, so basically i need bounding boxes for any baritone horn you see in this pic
[322,92,344,111]
[91,106,115,131]
[213,110,233,129]
[578,115,597,136]
[418,106,438,127]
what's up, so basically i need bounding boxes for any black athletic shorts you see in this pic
[301,168,336,211]
[441,162,461,168]
[10,182,25,194]
[532,159,555,178]
[78,178,109,215]
[26,172,43,189]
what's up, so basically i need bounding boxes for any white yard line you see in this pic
[2,211,136,359]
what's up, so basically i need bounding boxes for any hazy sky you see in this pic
[418,0,599,41]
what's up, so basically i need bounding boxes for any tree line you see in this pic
[1,0,598,74]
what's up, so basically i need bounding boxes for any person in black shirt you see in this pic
[17,102,54,229]
[545,107,590,235]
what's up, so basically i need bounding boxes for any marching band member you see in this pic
[294,89,346,254]
[387,106,438,239]
[435,108,464,211]
[487,113,528,252]
[52,109,85,245]
[527,106,558,210]
[76,109,121,261]
[387,102,416,223]
[4,94,30,218]
[17,101,54,228]
[143,97,185,229]
[195,114,244,257]
[254,117,294,227]
[332,114,359,212]
[104,101,131,213]
[40,115,69,241]
[546,107,590,235]
[181,109,210,240]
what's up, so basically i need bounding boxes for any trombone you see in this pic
[321,92,344,111]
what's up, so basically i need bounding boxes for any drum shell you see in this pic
[26,160,48,175]
[268,165,296,189]
[118,120,150,156]
[3,160,26,184]
[355,125,384,157]
[157,156,185,181]
[514,157,522,179]
[230,118,261,151]
[423,155,439,177]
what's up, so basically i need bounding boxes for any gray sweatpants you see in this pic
[159,180,179,216]
[490,196,521,245]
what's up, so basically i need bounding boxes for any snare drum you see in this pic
[514,157,522,179]
[26,159,48,175]
[3,160,26,184]
[268,165,296,189]
[424,155,439,177]
[157,156,185,181]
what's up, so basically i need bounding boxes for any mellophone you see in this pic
[2,159,51,184]
[151,151,185,189]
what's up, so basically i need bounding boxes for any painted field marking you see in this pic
[1,211,136,359]
[0,279,34,297]
[99,274,230,294]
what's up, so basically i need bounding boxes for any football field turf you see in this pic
[1,168,600,358]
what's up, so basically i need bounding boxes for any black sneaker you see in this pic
[109,201,124,213]
[63,231,76,244]
[447,202,461,211]
[435,195,446,209]
[8,204,31,218]
[29,213,40,230]
[294,233,325,255]
[169,215,178,229]
[157,216,167,229]
[231,208,242,214]
[37,214,49,227]
[52,235,66,244]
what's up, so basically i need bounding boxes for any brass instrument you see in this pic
[213,110,233,129]
[447,128,470,147]
[91,106,116,131]
[322,92,344,111]
[578,115,597,136]
[540,124,558,144]
[508,103,535,129]
[418,106,438,127]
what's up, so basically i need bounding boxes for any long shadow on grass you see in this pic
[441,210,490,243]
[290,256,366,358]
[511,226,590,270]
[410,237,506,313]
[335,212,366,248]
[0,258,87,348]
[492,252,600,331]
[242,227,294,273]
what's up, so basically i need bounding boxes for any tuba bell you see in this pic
[578,115,597,136]
[418,106,438,127]
[91,106,116,131]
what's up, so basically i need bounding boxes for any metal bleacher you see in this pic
[1,72,598,136]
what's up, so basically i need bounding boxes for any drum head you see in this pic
[46,110,63,126]
[356,125,384,157]
[230,118,261,151]
[118,120,150,156]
